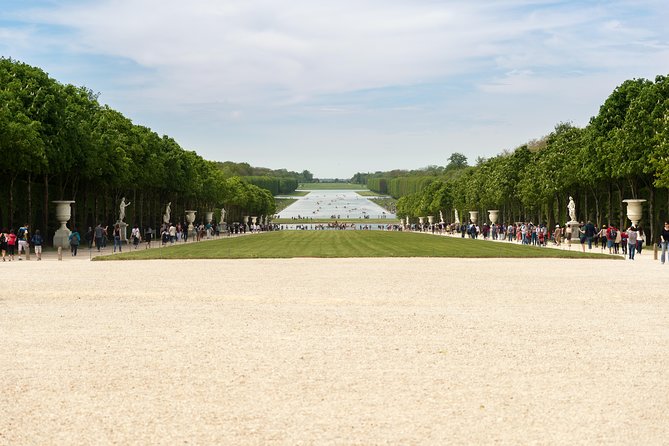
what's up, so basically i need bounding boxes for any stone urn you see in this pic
[52,200,75,248]
[469,211,478,224]
[418,216,425,226]
[428,215,434,225]
[623,199,646,227]
[205,211,214,225]
[185,210,197,235]
[488,210,499,225]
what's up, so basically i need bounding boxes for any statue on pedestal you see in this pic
[220,207,226,224]
[567,196,576,222]
[119,197,131,222]
[163,202,171,224]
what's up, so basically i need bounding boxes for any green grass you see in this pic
[95,231,620,260]
[298,183,366,190]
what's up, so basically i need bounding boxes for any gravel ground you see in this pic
[1,252,668,445]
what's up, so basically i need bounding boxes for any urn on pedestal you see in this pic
[488,210,499,225]
[623,199,646,227]
[52,200,75,248]
[469,211,478,224]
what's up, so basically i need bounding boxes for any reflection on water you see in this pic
[277,190,396,220]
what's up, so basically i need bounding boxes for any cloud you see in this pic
[3,0,668,176]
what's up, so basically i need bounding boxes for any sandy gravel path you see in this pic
[1,254,668,445]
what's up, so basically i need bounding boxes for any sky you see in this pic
[1,1,668,178]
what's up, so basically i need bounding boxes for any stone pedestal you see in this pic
[52,200,75,248]
[567,220,580,246]
[185,210,197,238]
[116,221,128,242]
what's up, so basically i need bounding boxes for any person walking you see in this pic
[85,226,94,249]
[94,224,104,251]
[17,223,29,260]
[636,226,646,254]
[113,224,122,252]
[626,226,638,260]
[6,229,17,261]
[30,229,43,260]
[69,228,81,256]
[660,222,669,264]
[0,229,8,261]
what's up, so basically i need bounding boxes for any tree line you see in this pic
[0,58,309,240]
[360,75,669,243]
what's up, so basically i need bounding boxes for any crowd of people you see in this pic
[410,220,669,262]
[2,218,669,263]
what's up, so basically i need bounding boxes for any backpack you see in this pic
[609,228,617,239]
[17,227,26,240]
[70,234,80,246]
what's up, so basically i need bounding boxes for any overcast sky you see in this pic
[2,1,668,178]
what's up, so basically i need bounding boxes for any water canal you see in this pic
[277,190,396,228]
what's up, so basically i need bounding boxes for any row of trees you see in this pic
[0,58,304,240]
[365,75,669,243]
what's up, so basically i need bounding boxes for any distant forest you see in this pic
[353,75,669,243]
[0,58,313,238]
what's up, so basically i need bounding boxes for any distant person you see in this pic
[626,226,638,260]
[69,228,81,256]
[94,224,104,251]
[113,224,122,252]
[6,229,17,261]
[0,228,8,261]
[30,229,43,260]
[17,223,29,260]
[660,222,669,264]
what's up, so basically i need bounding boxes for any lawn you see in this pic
[96,231,619,260]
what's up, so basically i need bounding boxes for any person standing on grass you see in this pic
[660,222,669,264]
[30,229,43,260]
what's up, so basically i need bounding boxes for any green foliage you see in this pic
[0,57,307,234]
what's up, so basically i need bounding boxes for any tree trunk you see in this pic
[27,173,32,229]
[43,174,49,242]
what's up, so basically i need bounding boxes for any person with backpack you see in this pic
[69,228,81,256]
[30,229,43,260]
[17,223,29,260]
[606,224,617,254]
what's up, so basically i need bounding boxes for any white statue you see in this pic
[119,197,131,222]
[163,202,171,224]
[567,196,576,222]
[439,210,444,224]
[454,209,460,224]
[220,207,226,224]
